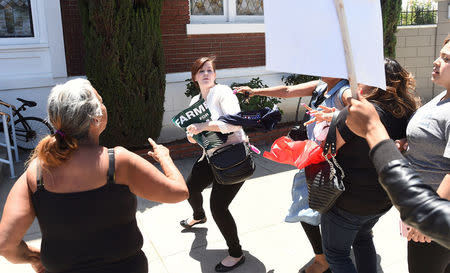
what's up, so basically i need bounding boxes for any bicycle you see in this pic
[0,98,54,150]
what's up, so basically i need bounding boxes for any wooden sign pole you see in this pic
[334,0,358,98]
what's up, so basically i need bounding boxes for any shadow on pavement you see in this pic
[296,249,385,273]
[182,227,266,273]
[297,257,315,273]
[376,254,385,273]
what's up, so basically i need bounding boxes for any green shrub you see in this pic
[382,0,402,57]
[184,77,282,112]
[79,0,165,148]
[282,74,318,86]
[398,0,436,26]
[230,78,281,111]
[411,0,435,25]
[184,79,200,98]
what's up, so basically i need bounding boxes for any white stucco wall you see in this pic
[1,67,301,144]
[160,66,301,143]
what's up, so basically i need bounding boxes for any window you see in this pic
[0,0,34,38]
[190,0,264,23]
[0,0,67,90]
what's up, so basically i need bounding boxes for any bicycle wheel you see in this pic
[13,117,54,150]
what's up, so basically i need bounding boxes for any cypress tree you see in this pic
[381,0,402,58]
[79,0,165,148]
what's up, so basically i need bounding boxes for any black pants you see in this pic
[301,222,323,255]
[186,156,244,258]
[408,240,450,273]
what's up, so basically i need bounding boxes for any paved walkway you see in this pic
[0,147,409,273]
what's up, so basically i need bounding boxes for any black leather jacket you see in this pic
[370,140,450,249]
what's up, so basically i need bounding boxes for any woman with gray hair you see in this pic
[0,78,188,273]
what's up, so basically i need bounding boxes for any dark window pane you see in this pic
[0,0,33,38]
[236,0,263,15]
[191,0,224,15]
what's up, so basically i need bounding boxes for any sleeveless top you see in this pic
[31,149,147,273]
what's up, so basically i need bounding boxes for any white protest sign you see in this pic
[264,0,386,90]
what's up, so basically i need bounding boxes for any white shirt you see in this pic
[189,84,247,154]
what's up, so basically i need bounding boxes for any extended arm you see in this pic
[370,140,450,248]
[237,80,319,98]
[115,139,188,203]
[0,171,44,272]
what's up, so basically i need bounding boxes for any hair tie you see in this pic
[55,129,65,139]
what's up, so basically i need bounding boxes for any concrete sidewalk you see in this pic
[0,147,409,273]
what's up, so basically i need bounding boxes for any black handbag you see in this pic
[305,112,345,213]
[207,142,256,185]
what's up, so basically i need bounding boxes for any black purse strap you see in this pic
[322,111,340,156]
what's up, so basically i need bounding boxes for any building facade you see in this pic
[1,0,448,143]
[1,0,296,143]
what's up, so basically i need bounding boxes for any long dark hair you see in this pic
[365,58,419,118]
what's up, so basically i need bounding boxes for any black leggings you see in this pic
[186,156,244,258]
[408,240,450,273]
[301,222,323,255]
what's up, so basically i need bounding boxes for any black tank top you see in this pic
[31,149,147,273]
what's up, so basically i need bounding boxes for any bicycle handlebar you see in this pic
[0,100,15,110]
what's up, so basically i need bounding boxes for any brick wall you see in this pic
[60,0,85,76]
[161,0,266,73]
[60,0,266,76]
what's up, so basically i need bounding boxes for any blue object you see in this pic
[218,106,281,131]
[284,169,321,226]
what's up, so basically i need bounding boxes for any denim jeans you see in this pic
[321,206,385,273]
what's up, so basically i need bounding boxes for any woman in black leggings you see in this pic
[179,56,248,272]
[185,155,244,261]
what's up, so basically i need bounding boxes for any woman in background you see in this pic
[180,56,249,272]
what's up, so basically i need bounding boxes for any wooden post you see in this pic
[334,0,358,98]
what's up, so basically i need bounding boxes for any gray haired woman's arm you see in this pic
[115,139,188,203]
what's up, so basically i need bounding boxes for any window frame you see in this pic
[189,0,264,24]
[0,0,43,45]
[0,0,67,90]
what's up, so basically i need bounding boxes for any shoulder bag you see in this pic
[304,112,345,213]
[207,142,256,185]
